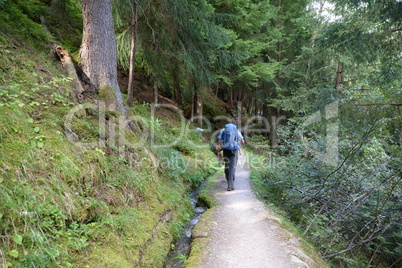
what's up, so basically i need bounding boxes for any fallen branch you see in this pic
[358,103,402,106]
[391,26,402,33]
[53,45,84,102]
[322,222,393,259]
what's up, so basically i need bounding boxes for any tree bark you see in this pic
[172,67,182,106]
[229,88,234,108]
[306,0,323,80]
[54,45,84,102]
[335,61,343,93]
[237,99,242,127]
[358,103,402,107]
[127,0,139,107]
[80,0,125,115]
[276,0,282,64]
[262,105,285,148]
[193,86,203,127]
[153,79,158,104]
[255,100,260,119]
[391,26,402,32]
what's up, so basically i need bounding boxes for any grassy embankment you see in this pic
[0,6,219,268]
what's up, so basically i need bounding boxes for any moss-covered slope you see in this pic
[0,3,218,267]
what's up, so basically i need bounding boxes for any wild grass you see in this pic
[0,49,216,268]
[1,104,215,266]
[0,2,219,265]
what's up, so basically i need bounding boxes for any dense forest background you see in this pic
[0,0,401,267]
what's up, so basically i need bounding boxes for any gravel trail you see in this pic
[199,154,325,268]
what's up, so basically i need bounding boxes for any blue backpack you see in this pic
[222,124,237,150]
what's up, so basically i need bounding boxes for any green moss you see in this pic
[99,86,121,114]
[68,115,99,142]
[88,239,138,267]
[0,5,218,267]
[0,100,216,266]
[184,209,215,268]
[183,172,221,267]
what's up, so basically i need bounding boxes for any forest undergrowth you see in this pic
[1,0,401,267]
[250,96,402,267]
[0,27,218,268]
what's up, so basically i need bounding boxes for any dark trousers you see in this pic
[223,149,239,188]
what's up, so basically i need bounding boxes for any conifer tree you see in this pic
[113,0,140,107]
[114,0,239,108]
[80,0,126,114]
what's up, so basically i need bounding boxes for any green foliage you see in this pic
[251,96,402,266]
[2,0,400,267]
[0,34,216,268]
[0,1,49,47]
[0,75,75,109]
[43,0,83,51]
[115,0,241,98]
[0,35,75,115]
[0,102,216,267]
[247,134,270,153]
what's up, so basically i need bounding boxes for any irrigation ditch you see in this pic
[163,176,212,268]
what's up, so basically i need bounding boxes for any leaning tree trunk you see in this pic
[80,0,125,115]
[54,46,84,102]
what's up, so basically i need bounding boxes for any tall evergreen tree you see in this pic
[211,0,314,146]
[80,0,125,114]
[113,0,139,107]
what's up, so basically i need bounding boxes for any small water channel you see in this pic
[163,179,209,268]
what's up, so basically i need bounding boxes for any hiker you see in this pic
[218,119,244,191]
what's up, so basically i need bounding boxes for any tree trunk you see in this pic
[54,46,84,102]
[255,100,260,120]
[198,93,203,127]
[191,91,195,120]
[80,0,125,115]
[193,86,203,127]
[249,97,255,116]
[335,61,343,93]
[153,79,158,104]
[127,0,138,107]
[306,0,323,80]
[262,104,270,137]
[237,99,242,127]
[270,115,278,149]
[229,88,234,108]
[262,104,285,148]
[172,67,182,106]
[276,0,282,64]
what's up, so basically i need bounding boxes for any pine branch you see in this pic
[322,220,394,259]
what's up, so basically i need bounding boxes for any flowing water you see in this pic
[163,179,209,268]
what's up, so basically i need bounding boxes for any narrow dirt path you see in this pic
[197,154,326,268]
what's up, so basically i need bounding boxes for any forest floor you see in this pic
[188,154,328,268]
